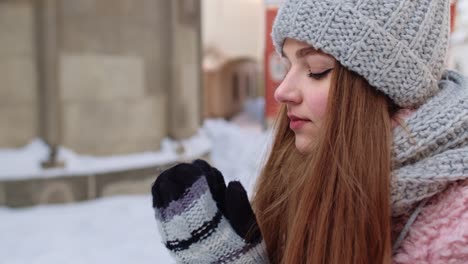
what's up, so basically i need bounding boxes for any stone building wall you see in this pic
[0,0,202,156]
[57,0,174,155]
[0,1,38,147]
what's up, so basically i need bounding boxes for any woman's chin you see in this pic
[294,136,314,154]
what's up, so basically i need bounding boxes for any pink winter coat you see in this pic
[393,180,468,263]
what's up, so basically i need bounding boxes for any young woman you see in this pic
[152,0,468,263]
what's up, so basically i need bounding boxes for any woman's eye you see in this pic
[307,69,333,80]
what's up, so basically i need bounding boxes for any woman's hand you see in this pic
[151,159,268,263]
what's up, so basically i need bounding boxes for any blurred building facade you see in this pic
[203,48,260,118]
[0,0,202,156]
[201,0,264,119]
[451,0,468,75]
[202,0,264,63]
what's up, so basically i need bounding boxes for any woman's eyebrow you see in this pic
[296,47,318,58]
[283,47,319,61]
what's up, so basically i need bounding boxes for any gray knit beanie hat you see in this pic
[272,0,451,108]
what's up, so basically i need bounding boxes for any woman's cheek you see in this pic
[305,88,329,121]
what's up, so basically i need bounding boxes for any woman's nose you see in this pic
[274,76,301,104]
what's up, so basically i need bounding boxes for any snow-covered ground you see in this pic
[0,195,173,264]
[0,99,272,264]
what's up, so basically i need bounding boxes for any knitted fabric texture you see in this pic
[272,0,450,108]
[154,176,269,264]
[391,70,468,216]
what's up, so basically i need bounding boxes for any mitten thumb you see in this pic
[225,181,262,244]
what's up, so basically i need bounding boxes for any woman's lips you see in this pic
[288,115,310,130]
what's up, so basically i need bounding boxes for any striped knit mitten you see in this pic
[151,159,269,264]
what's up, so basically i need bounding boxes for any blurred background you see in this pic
[0,0,467,263]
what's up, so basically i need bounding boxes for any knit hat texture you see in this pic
[272,0,451,108]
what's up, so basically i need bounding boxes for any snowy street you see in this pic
[0,103,272,264]
[0,195,174,264]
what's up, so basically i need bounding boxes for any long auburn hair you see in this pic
[252,62,398,264]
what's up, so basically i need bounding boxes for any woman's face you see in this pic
[274,38,336,153]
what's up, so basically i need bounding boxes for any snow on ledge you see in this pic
[0,129,211,181]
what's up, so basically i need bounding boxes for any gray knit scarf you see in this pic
[391,70,468,250]
[391,70,468,217]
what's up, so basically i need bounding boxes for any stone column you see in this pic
[168,0,202,140]
[35,0,62,163]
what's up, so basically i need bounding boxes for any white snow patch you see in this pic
[202,118,272,195]
[0,195,175,264]
[0,131,211,180]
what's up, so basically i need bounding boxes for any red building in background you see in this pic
[451,0,458,33]
[264,1,284,124]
